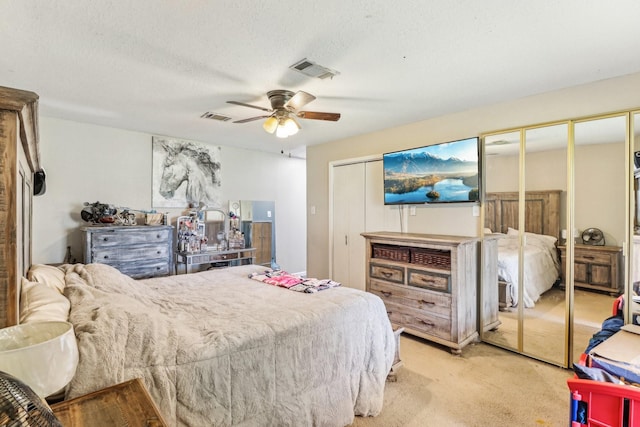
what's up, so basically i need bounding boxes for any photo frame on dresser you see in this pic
[151,136,222,208]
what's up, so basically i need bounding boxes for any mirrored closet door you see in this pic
[521,123,567,366]
[572,115,627,363]
[482,123,569,366]
[482,111,635,368]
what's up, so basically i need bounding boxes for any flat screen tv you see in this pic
[383,137,480,205]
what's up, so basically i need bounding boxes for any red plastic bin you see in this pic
[568,378,640,427]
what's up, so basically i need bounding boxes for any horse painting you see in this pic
[152,137,222,208]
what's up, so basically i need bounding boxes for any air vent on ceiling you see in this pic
[201,112,232,121]
[289,58,340,79]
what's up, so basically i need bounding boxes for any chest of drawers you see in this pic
[362,231,479,354]
[81,225,174,279]
[558,244,622,295]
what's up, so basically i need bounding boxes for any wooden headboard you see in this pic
[0,86,40,327]
[485,190,562,240]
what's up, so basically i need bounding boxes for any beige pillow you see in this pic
[26,264,65,294]
[20,278,70,323]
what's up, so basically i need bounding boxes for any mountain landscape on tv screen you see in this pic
[384,151,478,203]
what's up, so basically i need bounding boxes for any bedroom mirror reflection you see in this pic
[482,112,633,368]
[572,115,626,364]
[202,200,276,267]
[522,124,567,366]
[482,123,568,366]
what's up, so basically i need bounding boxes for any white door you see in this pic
[365,160,402,232]
[332,163,366,291]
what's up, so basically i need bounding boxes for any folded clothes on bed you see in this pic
[249,270,341,293]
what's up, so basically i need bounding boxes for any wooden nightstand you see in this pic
[50,378,167,427]
[558,244,622,295]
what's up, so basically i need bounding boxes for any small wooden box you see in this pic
[51,378,167,427]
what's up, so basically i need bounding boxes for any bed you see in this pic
[55,262,396,426]
[485,190,562,309]
[0,87,396,426]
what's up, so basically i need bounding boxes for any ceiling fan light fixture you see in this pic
[283,117,299,136]
[263,116,278,134]
[276,123,289,138]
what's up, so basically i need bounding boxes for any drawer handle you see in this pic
[381,291,392,297]
[420,300,435,306]
[157,234,161,239]
[157,251,161,254]
[583,256,595,260]
[418,319,434,327]
[381,271,393,278]
[103,255,109,259]
[386,311,392,316]
[418,277,436,284]
[103,237,108,242]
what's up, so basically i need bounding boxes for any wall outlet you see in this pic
[472,205,480,217]
[409,205,416,216]
[267,210,272,218]
[310,205,316,215]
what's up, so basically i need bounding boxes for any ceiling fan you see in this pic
[227,90,340,138]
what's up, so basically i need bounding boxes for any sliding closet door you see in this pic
[482,130,521,352]
[572,115,626,364]
[521,123,567,366]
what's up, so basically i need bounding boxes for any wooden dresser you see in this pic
[82,225,174,279]
[361,231,479,354]
[558,244,622,295]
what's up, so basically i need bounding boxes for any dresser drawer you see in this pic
[384,301,451,341]
[112,261,171,279]
[370,279,451,317]
[370,263,404,284]
[92,244,170,263]
[408,269,450,293]
[574,250,613,265]
[91,229,172,248]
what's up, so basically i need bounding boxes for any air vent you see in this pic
[201,112,232,121]
[289,58,340,80]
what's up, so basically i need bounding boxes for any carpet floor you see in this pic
[483,287,615,364]
[350,336,573,427]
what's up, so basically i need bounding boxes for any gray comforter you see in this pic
[62,263,395,426]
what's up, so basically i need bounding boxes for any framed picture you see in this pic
[152,136,222,208]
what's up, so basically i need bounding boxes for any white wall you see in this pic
[33,117,307,273]
[486,144,626,246]
[306,71,640,279]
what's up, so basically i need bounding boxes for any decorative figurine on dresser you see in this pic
[80,202,173,279]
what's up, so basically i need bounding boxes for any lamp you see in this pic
[263,112,300,138]
[0,321,79,398]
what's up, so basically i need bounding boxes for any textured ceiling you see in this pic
[2,1,640,157]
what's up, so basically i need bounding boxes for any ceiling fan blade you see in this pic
[226,100,272,112]
[285,91,316,111]
[297,111,341,121]
[233,115,270,124]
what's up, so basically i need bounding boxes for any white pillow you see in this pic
[507,228,557,249]
[27,264,65,294]
[484,227,493,234]
[20,278,70,323]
